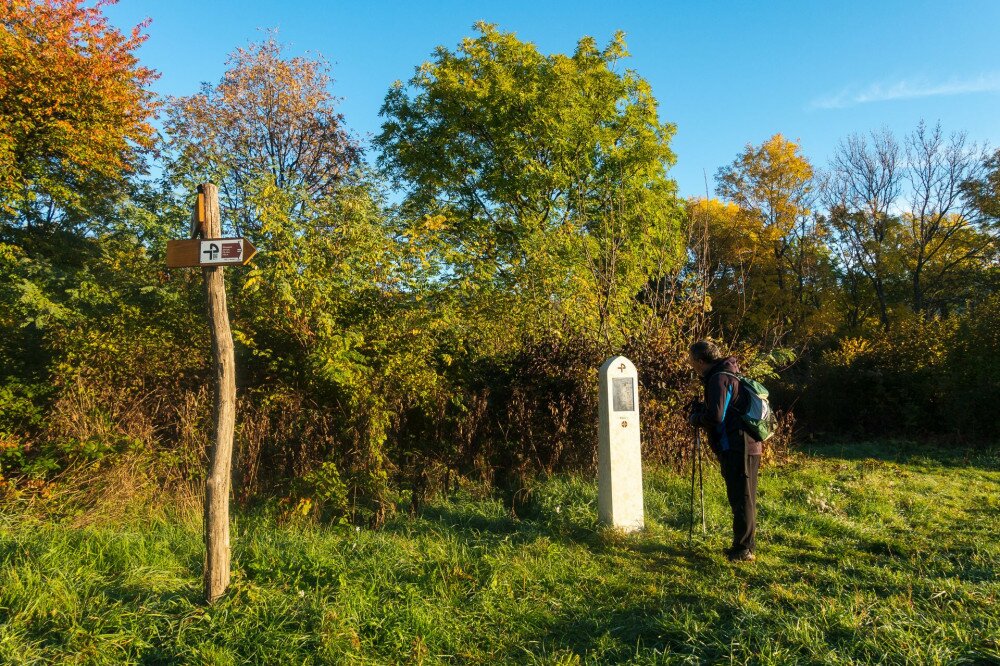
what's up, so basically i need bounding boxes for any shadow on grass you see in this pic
[103,576,202,609]
[392,502,615,553]
[530,590,744,664]
[414,504,524,538]
[628,538,718,570]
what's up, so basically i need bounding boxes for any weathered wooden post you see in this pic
[199,183,234,603]
[166,183,257,603]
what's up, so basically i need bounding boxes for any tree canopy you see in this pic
[377,23,683,346]
[165,37,360,237]
[0,0,158,227]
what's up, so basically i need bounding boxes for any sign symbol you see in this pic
[221,242,242,259]
[203,243,219,261]
[621,421,628,428]
[618,363,626,372]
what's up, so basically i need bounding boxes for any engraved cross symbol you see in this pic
[618,363,626,372]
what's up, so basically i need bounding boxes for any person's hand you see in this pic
[686,398,704,426]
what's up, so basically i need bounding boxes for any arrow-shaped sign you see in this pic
[166,238,258,268]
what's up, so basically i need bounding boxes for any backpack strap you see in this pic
[715,371,750,435]
[711,371,742,429]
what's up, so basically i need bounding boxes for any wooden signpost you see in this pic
[167,183,257,604]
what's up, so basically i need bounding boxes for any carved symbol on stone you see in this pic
[618,363,626,372]
[621,421,628,428]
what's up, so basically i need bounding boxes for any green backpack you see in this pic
[719,372,776,443]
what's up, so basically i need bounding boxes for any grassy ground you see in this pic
[0,441,997,665]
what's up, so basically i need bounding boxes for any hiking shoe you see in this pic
[727,548,755,562]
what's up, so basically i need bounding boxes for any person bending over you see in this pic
[686,340,761,562]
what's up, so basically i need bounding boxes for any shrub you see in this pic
[797,308,999,442]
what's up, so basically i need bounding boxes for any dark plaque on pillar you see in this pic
[612,377,635,412]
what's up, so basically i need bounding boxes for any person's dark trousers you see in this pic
[719,448,760,552]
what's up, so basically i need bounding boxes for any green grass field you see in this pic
[1,442,997,665]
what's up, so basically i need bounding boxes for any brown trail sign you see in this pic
[166,183,257,604]
[166,238,258,268]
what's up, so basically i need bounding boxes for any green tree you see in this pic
[163,36,390,405]
[965,148,1000,220]
[960,146,1000,298]
[376,23,683,350]
[165,38,446,523]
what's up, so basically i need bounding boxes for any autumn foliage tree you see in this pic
[708,134,833,345]
[0,0,157,227]
[165,37,359,237]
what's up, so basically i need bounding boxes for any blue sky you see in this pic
[105,0,1000,198]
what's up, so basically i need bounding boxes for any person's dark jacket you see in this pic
[695,356,749,455]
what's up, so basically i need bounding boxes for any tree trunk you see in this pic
[912,263,924,315]
[200,183,236,604]
[873,278,890,329]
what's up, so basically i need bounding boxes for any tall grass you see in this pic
[0,441,997,664]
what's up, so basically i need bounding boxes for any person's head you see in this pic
[688,340,723,376]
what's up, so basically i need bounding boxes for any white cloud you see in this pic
[810,73,1000,110]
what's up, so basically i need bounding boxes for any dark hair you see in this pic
[689,340,723,364]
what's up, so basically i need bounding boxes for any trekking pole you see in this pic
[697,428,706,534]
[688,425,697,545]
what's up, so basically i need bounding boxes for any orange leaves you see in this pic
[164,37,359,236]
[0,0,158,218]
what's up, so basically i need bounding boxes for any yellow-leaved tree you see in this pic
[706,134,835,346]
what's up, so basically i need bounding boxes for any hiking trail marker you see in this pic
[597,355,644,533]
[166,183,257,604]
[166,238,257,268]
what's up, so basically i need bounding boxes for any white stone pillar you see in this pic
[597,355,644,532]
